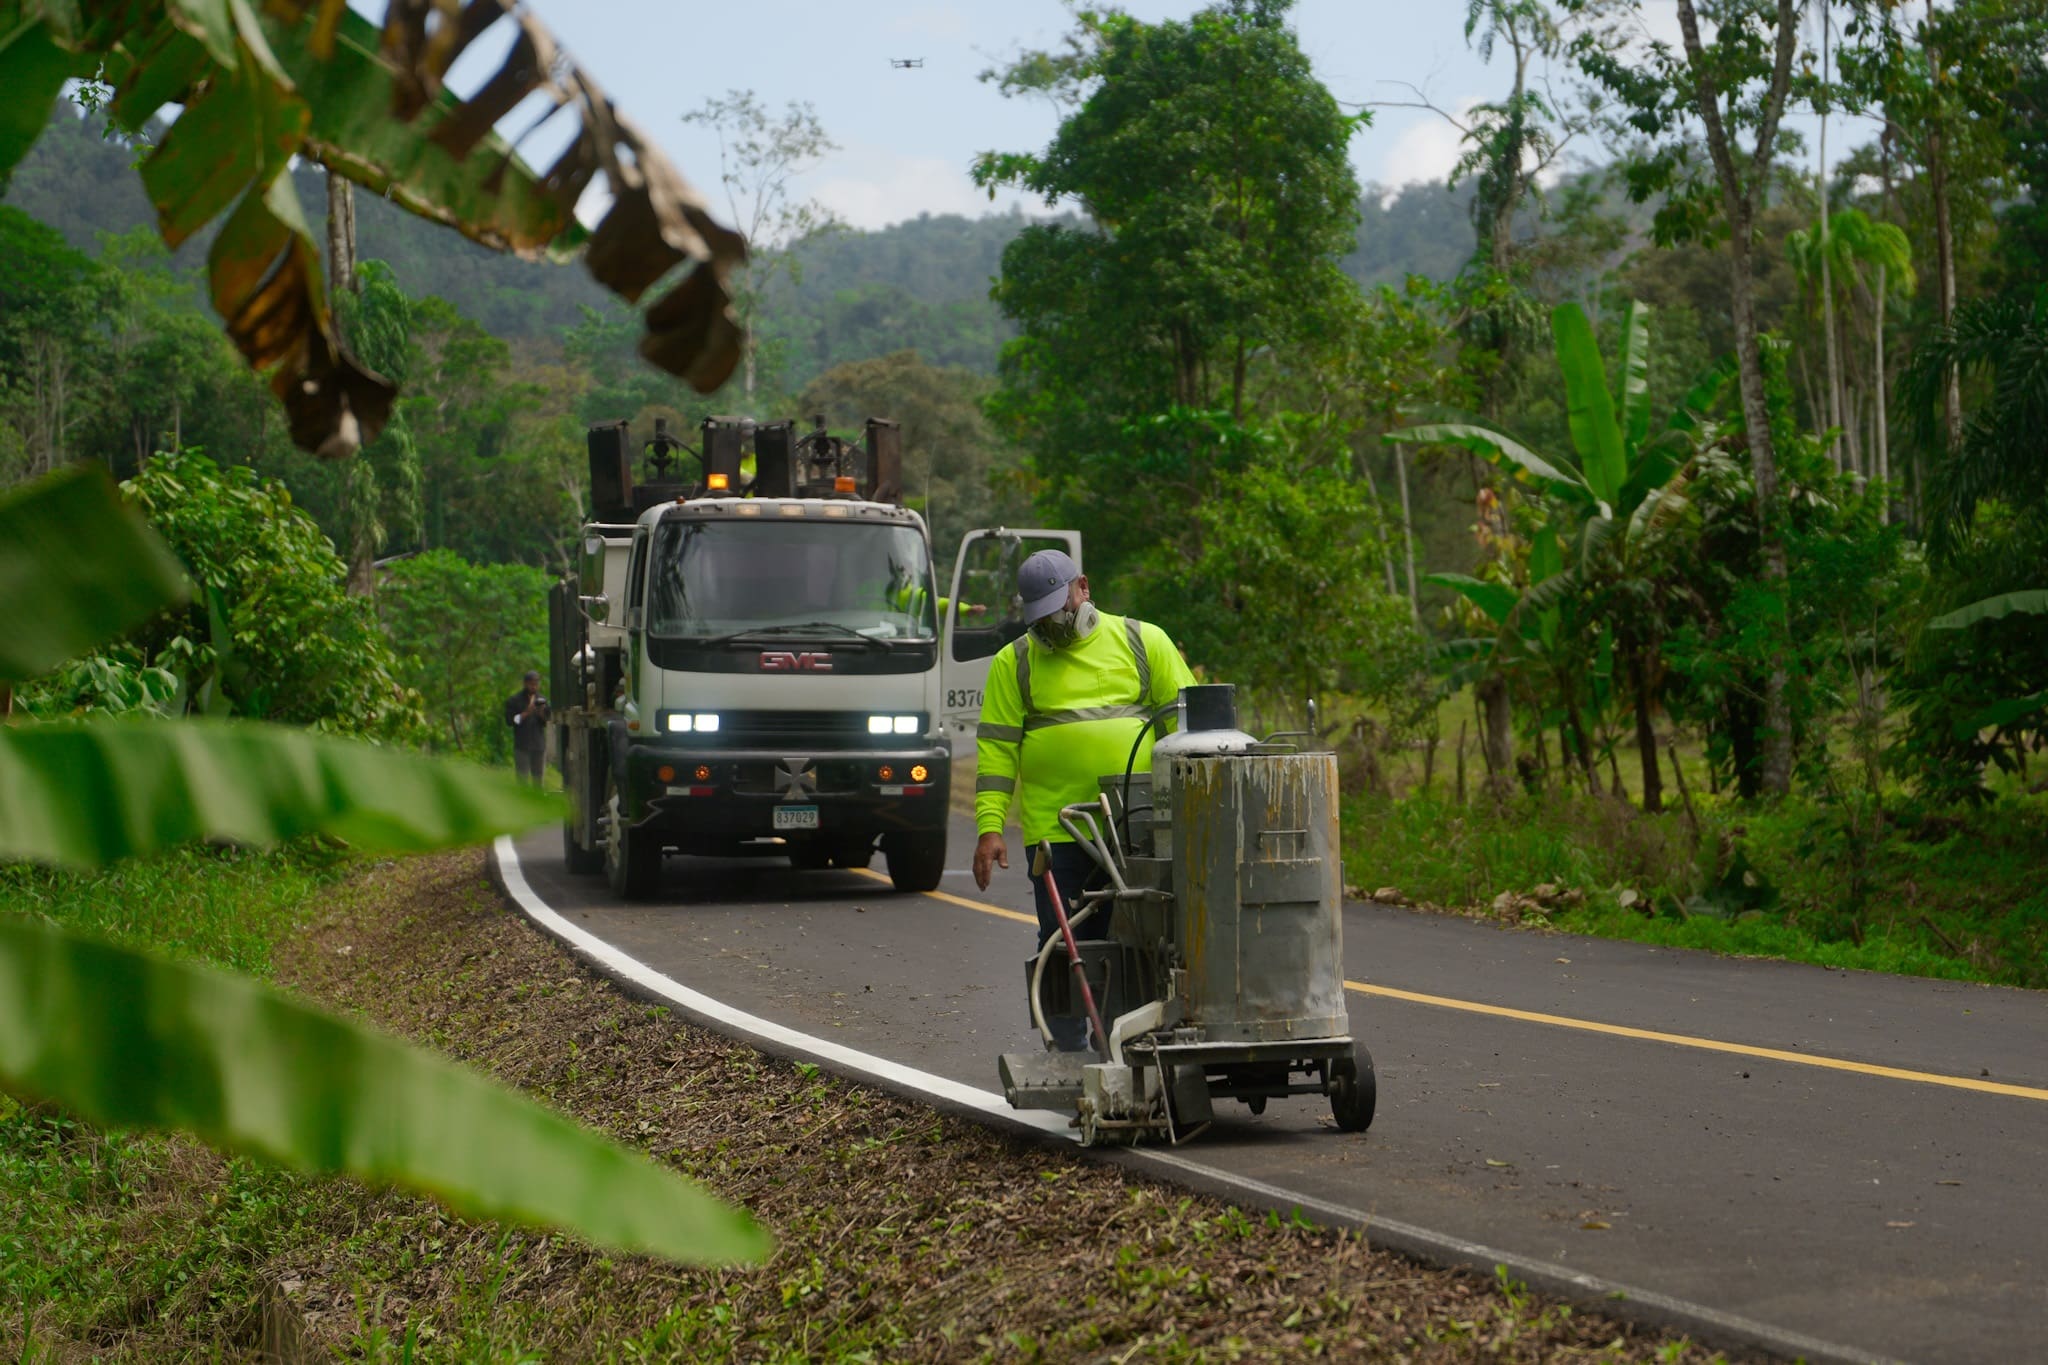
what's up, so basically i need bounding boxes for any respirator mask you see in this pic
[1030,600,1098,650]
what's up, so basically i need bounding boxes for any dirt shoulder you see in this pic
[239,848,1732,1361]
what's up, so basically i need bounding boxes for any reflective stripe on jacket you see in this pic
[974,612,1195,843]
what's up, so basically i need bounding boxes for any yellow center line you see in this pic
[849,866,1035,923]
[854,869,2048,1104]
[1349,981,2048,1103]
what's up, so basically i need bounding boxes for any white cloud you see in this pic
[1373,99,1482,200]
[810,143,1027,231]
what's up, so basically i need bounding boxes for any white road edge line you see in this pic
[491,836,1898,1365]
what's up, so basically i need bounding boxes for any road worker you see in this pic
[971,549,1194,1050]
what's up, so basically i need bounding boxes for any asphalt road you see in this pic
[500,812,2048,1365]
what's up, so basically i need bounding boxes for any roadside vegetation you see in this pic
[2,848,1731,1362]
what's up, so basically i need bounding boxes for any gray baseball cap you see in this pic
[1018,548,1080,624]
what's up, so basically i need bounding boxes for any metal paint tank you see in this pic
[1166,747,1348,1043]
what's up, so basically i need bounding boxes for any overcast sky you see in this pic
[451,1,1857,235]
[518,1,1590,233]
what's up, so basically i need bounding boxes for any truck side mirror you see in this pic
[580,594,609,624]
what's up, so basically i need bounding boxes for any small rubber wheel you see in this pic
[604,791,662,900]
[1329,1044,1377,1133]
[884,831,946,892]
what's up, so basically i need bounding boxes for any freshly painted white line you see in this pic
[491,838,1070,1138]
[491,836,1897,1365]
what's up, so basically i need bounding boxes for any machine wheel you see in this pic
[604,791,661,900]
[884,830,946,893]
[1329,1044,1377,1133]
[563,821,603,874]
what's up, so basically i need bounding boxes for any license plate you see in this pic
[773,805,819,831]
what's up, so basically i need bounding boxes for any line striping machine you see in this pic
[998,683,1377,1146]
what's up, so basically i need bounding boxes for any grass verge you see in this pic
[2,848,1736,1362]
[1340,788,2048,989]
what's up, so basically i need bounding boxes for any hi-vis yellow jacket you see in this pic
[975,612,1195,844]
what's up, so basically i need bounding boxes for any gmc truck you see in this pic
[549,414,1078,899]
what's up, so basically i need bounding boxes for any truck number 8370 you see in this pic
[947,688,983,710]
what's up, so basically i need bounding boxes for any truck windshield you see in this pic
[648,519,937,641]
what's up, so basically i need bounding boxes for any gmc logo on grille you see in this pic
[759,651,833,673]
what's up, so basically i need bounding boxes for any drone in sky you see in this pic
[889,57,925,69]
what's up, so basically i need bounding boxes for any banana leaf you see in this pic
[0,918,770,1266]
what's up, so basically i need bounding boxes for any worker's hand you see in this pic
[973,832,1008,891]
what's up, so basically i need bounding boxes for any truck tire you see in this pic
[563,746,605,874]
[604,792,662,900]
[563,820,602,875]
[884,830,946,893]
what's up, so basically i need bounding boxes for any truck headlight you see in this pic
[667,713,721,733]
[868,714,920,735]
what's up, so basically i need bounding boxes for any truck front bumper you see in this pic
[620,744,950,852]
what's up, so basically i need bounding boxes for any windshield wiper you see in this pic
[689,622,886,650]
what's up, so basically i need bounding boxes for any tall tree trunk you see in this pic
[1926,52,1961,455]
[1476,671,1514,799]
[1392,444,1418,621]
[1675,0,1797,799]
[1817,10,1843,469]
[1360,457,1398,594]
[1630,644,1663,813]
[1874,260,1890,502]
[325,172,357,300]
[1727,223,1796,798]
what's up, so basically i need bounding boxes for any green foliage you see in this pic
[379,549,551,760]
[0,840,346,976]
[0,916,766,1265]
[1929,590,2048,631]
[0,718,560,869]
[1341,788,2048,987]
[979,0,1367,606]
[0,462,186,682]
[1899,288,2048,552]
[1177,449,1414,708]
[1894,508,2048,802]
[36,447,420,738]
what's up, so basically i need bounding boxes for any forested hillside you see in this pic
[5,103,1485,395]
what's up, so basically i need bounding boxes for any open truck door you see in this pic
[939,527,1082,752]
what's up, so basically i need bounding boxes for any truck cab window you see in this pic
[648,520,936,641]
[950,533,1057,663]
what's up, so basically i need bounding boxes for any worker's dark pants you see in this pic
[514,745,546,787]
[1031,839,1107,1052]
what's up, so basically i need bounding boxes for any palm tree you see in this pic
[1788,209,1915,491]
[1899,287,2048,553]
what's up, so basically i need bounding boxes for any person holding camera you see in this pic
[504,669,550,787]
